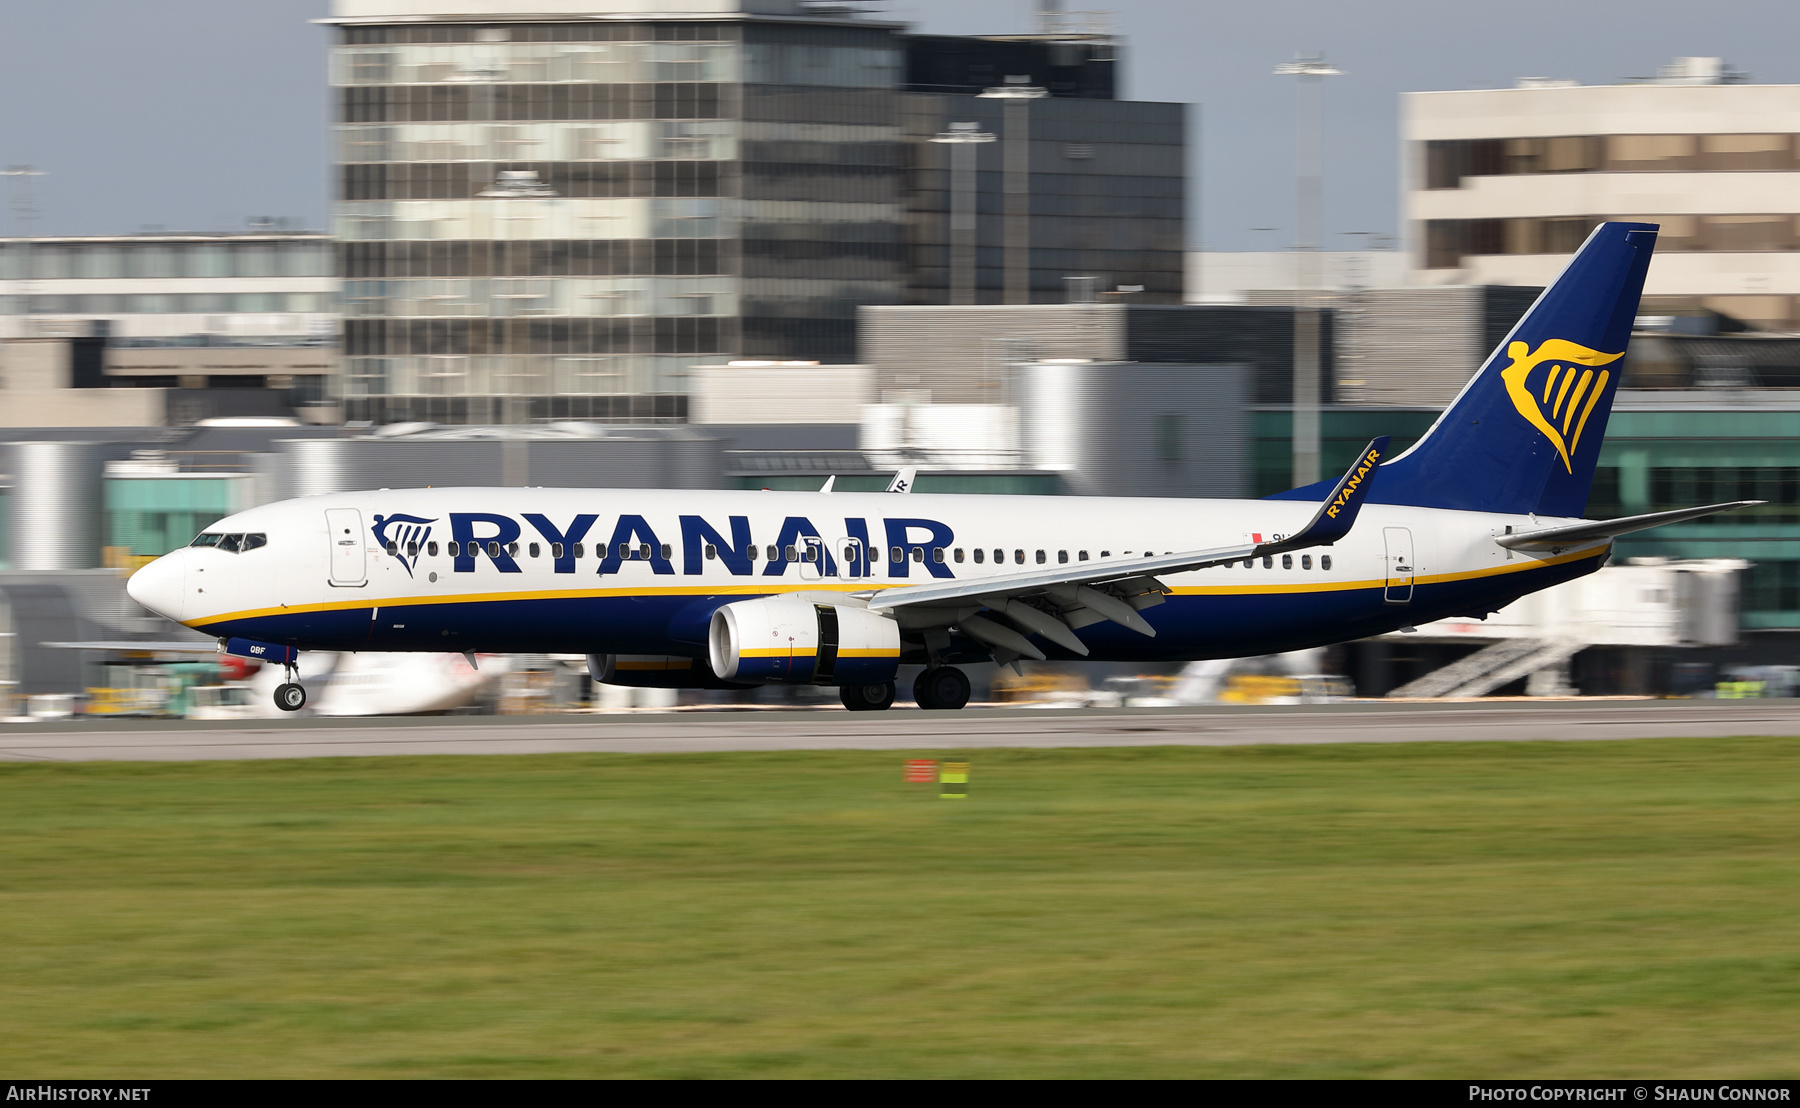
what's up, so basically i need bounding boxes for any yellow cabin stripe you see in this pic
[187,547,1605,630]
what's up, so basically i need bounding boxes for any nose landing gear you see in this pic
[274,663,307,712]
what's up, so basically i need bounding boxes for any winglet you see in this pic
[1260,436,1389,556]
[885,467,917,494]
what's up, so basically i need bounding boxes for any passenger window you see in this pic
[1058,550,1068,564]
[1262,556,1273,569]
[954,548,964,563]
[1078,550,1088,561]
[428,541,439,557]
[1243,559,1253,569]
[1036,550,1046,564]
[385,541,398,556]
[552,543,564,559]
[911,547,924,563]
[528,543,539,558]
[784,545,797,562]
[407,541,419,557]
[1302,554,1312,569]
[932,548,945,563]
[973,548,985,564]
[745,544,758,561]
[993,549,1004,563]
[1282,554,1293,569]
[507,542,519,557]
[448,541,460,557]
[640,544,653,560]
[705,544,717,560]
[242,533,267,552]
[769,545,780,561]
[1321,554,1333,571]
[572,542,584,559]
[1100,550,1110,558]
[190,533,223,548]
[1014,549,1025,564]
[487,541,501,557]
[618,543,631,559]
[806,546,819,563]
[661,543,672,559]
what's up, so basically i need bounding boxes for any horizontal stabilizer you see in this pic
[1497,501,1763,551]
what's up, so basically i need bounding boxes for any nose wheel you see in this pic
[275,663,306,712]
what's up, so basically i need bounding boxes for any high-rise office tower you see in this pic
[327,1,1184,424]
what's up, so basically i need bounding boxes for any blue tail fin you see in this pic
[1272,221,1658,517]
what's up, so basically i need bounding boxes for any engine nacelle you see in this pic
[708,598,900,685]
[586,654,751,690]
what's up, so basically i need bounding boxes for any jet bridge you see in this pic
[1381,558,1749,699]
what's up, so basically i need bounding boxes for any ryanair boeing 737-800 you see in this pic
[125,222,1758,712]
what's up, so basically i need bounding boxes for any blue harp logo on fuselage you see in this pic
[371,513,437,577]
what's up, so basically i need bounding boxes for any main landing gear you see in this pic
[840,681,896,712]
[913,666,971,711]
[274,663,307,712]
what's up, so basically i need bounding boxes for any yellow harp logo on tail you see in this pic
[1500,339,1624,473]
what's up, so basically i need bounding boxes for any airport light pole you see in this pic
[1274,53,1342,488]
[979,81,1047,305]
[930,122,996,305]
[2,166,45,325]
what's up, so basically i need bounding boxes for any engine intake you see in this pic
[708,598,900,685]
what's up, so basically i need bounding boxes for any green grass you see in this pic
[3,739,1800,1077]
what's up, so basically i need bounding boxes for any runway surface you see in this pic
[4,700,1800,762]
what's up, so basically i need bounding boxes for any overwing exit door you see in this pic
[326,508,367,586]
[1383,526,1414,604]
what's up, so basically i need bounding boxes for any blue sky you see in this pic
[3,0,1796,248]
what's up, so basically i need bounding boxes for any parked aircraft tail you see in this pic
[1272,220,1659,517]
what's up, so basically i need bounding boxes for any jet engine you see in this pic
[586,654,751,690]
[708,598,900,685]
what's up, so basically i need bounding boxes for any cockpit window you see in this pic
[189,532,267,553]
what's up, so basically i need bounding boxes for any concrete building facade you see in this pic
[1404,59,1800,330]
[325,0,1184,425]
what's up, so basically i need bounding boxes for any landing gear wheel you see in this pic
[839,681,896,712]
[274,682,307,712]
[913,666,971,711]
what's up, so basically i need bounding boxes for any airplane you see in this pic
[126,221,1759,713]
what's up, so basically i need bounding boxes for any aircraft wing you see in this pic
[1496,500,1763,551]
[862,439,1389,656]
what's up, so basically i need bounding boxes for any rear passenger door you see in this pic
[325,508,367,587]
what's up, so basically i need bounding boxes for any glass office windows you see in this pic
[29,245,73,280]
[73,247,125,279]
[1701,133,1793,172]
[188,244,233,277]
[1702,215,1792,252]
[280,241,336,277]
[1609,134,1698,170]
[233,244,279,278]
